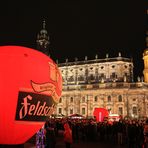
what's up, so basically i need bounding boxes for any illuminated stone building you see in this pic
[56,54,148,118]
[37,14,148,119]
[55,9,148,119]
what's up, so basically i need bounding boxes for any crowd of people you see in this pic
[41,117,148,148]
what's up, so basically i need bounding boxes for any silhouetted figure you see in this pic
[64,122,73,148]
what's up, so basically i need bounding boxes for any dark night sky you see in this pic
[0,1,147,81]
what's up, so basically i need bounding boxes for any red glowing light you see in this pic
[93,108,109,122]
[0,46,62,144]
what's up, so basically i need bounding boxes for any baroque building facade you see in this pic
[56,54,148,118]
[37,14,148,119]
[55,9,148,119]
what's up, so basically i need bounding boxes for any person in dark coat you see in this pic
[45,120,56,148]
[144,119,148,148]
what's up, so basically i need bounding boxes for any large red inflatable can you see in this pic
[93,108,109,122]
[0,46,62,144]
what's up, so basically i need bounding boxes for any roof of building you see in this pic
[58,56,132,67]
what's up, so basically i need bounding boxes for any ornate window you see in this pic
[99,73,105,80]
[58,108,62,114]
[82,96,85,103]
[118,95,122,102]
[118,107,123,115]
[94,96,98,102]
[70,97,73,103]
[111,72,116,79]
[82,108,85,115]
[124,73,127,77]
[90,74,95,80]
[68,76,74,82]
[62,76,65,82]
[133,106,137,115]
[70,109,73,114]
[78,75,84,81]
[59,98,62,103]
[108,95,111,102]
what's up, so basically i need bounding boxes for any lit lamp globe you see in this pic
[0,46,62,146]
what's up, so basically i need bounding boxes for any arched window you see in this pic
[70,97,73,103]
[59,97,62,103]
[108,95,111,102]
[118,95,122,102]
[118,107,123,115]
[82,108,85,115]
[58,108,62,114]
[70,109,73,114]
[133,106,137,115]
[90,74,94,80]
[68,76,74,82]
[78,75,84,81]
[82,96,85,103]
[94,96,98,102]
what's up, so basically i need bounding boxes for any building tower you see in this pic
[36,20,50,56]
[143,10,148,83]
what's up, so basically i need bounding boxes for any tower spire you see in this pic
[43,19,46,29]
[36,19,50,56]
